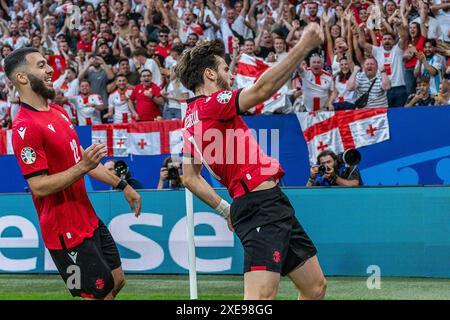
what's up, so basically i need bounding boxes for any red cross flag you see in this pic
[297,109,390,164]
[236,53,290,115]
[127,120,183,155]
[91,120,183,157]
[0,129,13,155]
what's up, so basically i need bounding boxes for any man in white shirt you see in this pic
[359,26,408,107]
[103,75,137,124]
[208,0,250,54]
[69,80,104,126]
[299,55,334,111]
[53,67,80,98]
[414,39,443,96]
[432,0,450,54]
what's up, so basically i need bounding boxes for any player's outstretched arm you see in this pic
[183,156,234,231]
[238,23,324,112]
[87,159,142,217]
[27,143,108,198]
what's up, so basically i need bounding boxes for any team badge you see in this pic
[216,91,232,104]
[21,147,36,164]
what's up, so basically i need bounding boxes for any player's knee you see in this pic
[303,277,327,300]
[246,284,277,300]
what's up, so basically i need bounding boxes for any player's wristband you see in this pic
[116,179,128,191]
[215,199,231,219]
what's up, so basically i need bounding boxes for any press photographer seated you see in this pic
[307,150,362,187]
[157,156,184,190]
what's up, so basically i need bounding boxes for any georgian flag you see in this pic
[236,53,289,114]
[297,109,390,164]
[0,129,13,155]
[169,129,183,155]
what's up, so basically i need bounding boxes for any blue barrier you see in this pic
[1,186,449,277]
[3,106,450,193]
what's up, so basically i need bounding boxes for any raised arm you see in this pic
[207,0,222,22]
[357,23,373,53]
[346,65,361,92]
[238,23,324,112]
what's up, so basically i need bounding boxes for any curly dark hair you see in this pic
[174,40,225,92]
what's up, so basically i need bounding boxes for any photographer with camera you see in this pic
[306,149,363,187]
[157,156,184,190]
[104,160,144,190]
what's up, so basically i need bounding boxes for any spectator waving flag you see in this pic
[297,109,390,164]
[236,53,290,114]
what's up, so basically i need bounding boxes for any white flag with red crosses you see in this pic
[297,109,390,164]
[236,53,290,114]
[91,120,183,157]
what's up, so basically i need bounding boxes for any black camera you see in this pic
[167,166,180,180]
[114,160,129,180]
[338,149,361,166]
[318,165,327,175]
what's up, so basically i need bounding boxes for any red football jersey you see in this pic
[12,103,99,250]
[183,89,284,199]
[129,83,162,121]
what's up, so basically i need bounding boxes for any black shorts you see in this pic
[231,186,317,276]
[49,220,121,299]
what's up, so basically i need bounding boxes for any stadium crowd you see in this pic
[0,0,449,128]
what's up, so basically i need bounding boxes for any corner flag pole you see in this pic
[181,102,198,300]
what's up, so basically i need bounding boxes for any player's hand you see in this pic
[301,22,324,50]
[81,143,108,172]
[123,185,142,217]
[227,216,234,232]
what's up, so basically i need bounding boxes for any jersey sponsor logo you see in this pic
[18,127,26,140]
[68,251,78,264]
[217,91,232,104]
[21,147,36,164]
[47,124,56,133]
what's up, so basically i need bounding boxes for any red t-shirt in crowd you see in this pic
[155,43,172,58]
[129,83,162,121]
[183,89,285,199]
[77,40,93,53]
[47,54,68,81]
[11,103,99,250]
[404,35,426,69]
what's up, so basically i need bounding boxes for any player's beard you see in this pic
[28,74,56,100]
[216,73,232,91]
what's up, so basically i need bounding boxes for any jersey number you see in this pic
[70,139,81,163]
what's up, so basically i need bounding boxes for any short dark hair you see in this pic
[418,75,430,83]
[119,57,129,64]
[4,47,40,82]
[132,47,147,57]
[170,44,185,55]
[80,79,91,86]
[317,150,337,165]
[424,38,437,47]
[174,40,225,92]
[140,69,152,75]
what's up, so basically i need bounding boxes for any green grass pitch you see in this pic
[1,275,450,300]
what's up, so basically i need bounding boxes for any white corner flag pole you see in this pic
[181,102,198,300]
